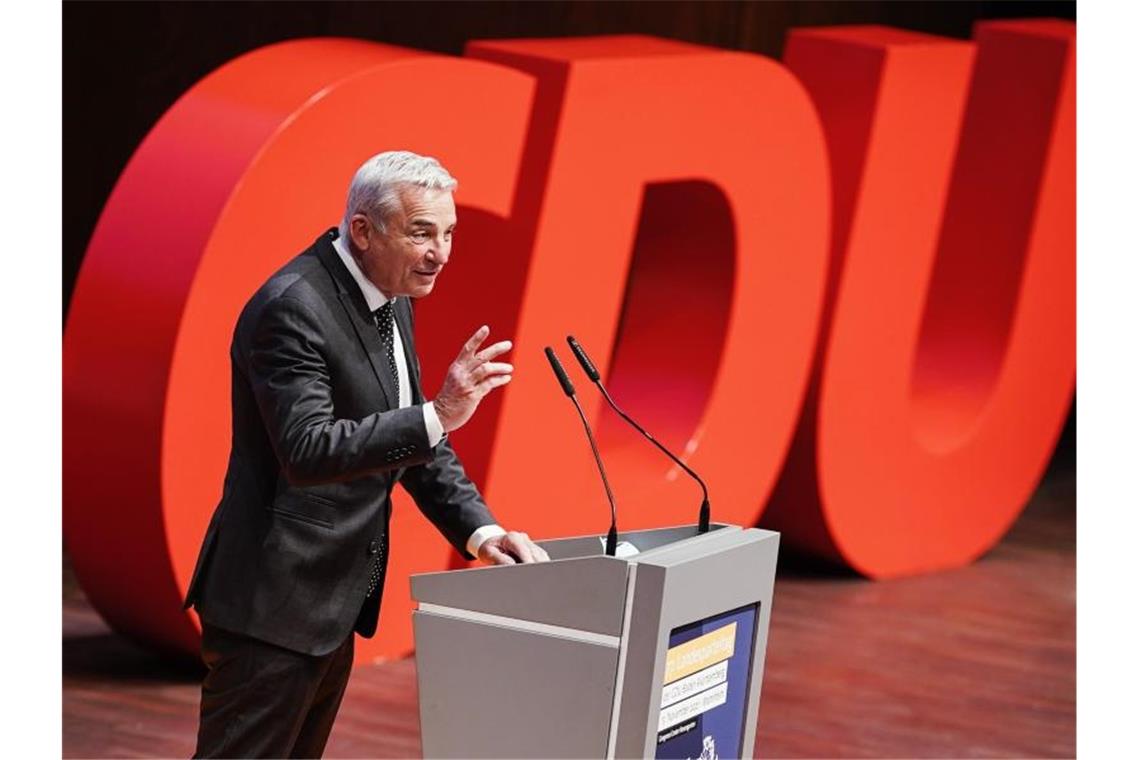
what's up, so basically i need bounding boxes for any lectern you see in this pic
[411,523,779,759]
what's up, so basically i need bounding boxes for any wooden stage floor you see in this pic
[64,465,1074,758]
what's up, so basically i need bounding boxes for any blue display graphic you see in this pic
[655,603,759,760]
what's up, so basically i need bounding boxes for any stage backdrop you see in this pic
[64,15,1074,665]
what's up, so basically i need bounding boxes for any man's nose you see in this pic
[429,240,451,266]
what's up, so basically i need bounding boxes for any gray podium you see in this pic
[411,523,779,759]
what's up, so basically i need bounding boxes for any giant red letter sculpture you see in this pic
[764,21,1075,576]
[63,22,1075,661]
[466,35,830,540]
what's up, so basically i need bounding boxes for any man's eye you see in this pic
[410,231,430,243]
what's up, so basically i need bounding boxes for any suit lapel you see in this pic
[315,232,397,409]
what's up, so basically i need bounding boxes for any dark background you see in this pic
[62,0,1077,460]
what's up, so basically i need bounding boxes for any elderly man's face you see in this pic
[350,185,456,299]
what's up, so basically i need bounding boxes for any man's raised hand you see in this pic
[433,325,513,433]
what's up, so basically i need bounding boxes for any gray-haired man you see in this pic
[184,151,548,758]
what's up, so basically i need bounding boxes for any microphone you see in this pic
[544,347,619,557]
[566,335,713,534]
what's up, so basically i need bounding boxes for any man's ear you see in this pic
[348,214,372,252]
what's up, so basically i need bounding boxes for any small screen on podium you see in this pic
[655,603,760,760]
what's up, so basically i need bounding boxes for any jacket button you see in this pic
[368,539,380,555]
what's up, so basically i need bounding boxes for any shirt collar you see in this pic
[332,232,392,313]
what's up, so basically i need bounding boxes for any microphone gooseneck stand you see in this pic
[544,346,620,557]
[565,335,712,534]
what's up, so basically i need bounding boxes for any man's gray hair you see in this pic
[339,150,458,239]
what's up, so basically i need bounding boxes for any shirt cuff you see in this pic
[423,401,445,447]
[467,524,507,559]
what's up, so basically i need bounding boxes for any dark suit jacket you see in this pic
[183,228,495,656]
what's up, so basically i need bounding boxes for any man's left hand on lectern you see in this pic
[478,531,551,565]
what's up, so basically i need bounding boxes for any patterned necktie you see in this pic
[367,299,398,599]
[374,300,400,404]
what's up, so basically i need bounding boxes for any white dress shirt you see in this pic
[332,235,505,557]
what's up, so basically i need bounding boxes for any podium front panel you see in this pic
[415,609,620,758]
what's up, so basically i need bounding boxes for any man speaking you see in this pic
[183,150,548,758]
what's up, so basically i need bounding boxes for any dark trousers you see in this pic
[193,622,355,759]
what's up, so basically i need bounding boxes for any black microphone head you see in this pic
[566,335,601,382]
[544,346,576,397]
